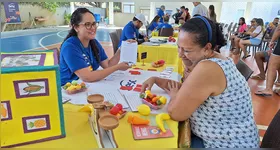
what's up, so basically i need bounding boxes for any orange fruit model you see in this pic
[1,104,7,118]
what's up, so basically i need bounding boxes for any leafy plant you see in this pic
[64,13,72,25]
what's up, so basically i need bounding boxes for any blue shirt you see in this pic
[156,23,173,30]
[148,22,159,31]
[60,36,108,86]
[157,9,165,23]
[118,21,139,48]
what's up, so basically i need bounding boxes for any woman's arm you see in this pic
[167,60,227,121]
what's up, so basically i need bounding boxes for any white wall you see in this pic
[220,2,247,24]
[114,12,134,27]
[250,2,280,23]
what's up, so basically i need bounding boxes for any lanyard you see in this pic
[79,42,94,69]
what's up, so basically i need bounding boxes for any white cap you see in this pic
[135,13,147,26]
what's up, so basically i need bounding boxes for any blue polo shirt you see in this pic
[157,9,165,23]
[156,23,172,30]
[148,22,159,31]
[60,36,108,86]
[118,21,139,48]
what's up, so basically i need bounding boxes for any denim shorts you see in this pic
[249,38,261,45]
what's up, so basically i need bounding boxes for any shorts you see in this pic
[249,38,261,45]
[273,39,280,56]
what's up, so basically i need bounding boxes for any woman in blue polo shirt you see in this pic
[147,15,160,35]
[156,16,173,30]
[60,8,131,86]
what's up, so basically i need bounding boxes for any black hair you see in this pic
[275,17,279,20]
[256,18,264,26]
[164,16,170,22]
[193,14,201,17]
[133,17,139,22]
[61,8,100,63]
[180,16,226,51]
[239,17,246,25]
[180,6,185,9]
[150,15,160,24]
[209,5,215,18]
[186,8,189,11]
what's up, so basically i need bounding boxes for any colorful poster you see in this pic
[4,2,21,24]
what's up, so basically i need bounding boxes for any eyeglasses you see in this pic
[79,22,98,30]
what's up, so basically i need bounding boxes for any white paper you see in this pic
[120,41,138,64]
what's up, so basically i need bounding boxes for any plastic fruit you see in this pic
[116,104,123,110]
[127,115,150,125]
[71,80,78,86]
[76,85,82,90]
[66,82,71,87]
[152,97,159,103]
[110,106,120,115]
[156,100,162,105]
[79,104,93,113]
[159,96,167,104]
[1,104,7,118]
[156,113,171,133]
[137,104,151,116]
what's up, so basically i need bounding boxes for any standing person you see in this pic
[141,16,259,148]
[59,8,131,86]
[172,8,182,24]
[255,25,280,96]
[192,2,209,18]
[208,5,217,23]
[158,5,166,23]
[179,6,191,22]
[118,14,148,47]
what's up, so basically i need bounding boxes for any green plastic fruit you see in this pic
[156,100,162,105]
[71,80,78,86]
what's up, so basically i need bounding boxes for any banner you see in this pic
[4,2,21,24]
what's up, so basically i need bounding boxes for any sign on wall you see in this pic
[4,2,21,24]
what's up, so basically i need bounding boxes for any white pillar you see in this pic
[109,2,114,25]
[244,2,252,22]
[70,2,75,14]
[150,2,156,22]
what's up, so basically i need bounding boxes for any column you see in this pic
[109,2,114,25]
[244,2,252,22]
[70,2,75,14]
[150,2,156,22]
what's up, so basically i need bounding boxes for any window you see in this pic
[122,2,135,13]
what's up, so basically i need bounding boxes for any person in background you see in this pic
[266,17,279,35]
[208,5,217,23]
[172,8,182,24]
[179,6,191,22]
[192,2,209,18]
[173,19,186,31]
[118,13,148,47]
[158,5,166,23]
[147,15,160,35]
[238,18,264,59]
[59,8,131,86]
[230,17,247,51]
[250,50,280,84]
[156,16,173,30]
[141,16,259,148]
[255,25,280,96]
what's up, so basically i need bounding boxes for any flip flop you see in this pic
[250,75,265,80]
[274,89,280,96]
[274,81,280,86]
[255,90,273,97]
[242,55,251,59]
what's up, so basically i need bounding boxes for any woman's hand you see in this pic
[117,62,131,71]
[164,80,181,99]
[141,77,156,92]
[269,41,276,50]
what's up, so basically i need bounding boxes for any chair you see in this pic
[109,31,120,54]
[235,60,254,81]
[158,28,174,37]
[261,109,280,148]
[246,29,268,57]
[116,29,122,40]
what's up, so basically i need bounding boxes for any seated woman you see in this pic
[60,8,131,86]
[156,16,173,30]
[147,15,160,35]
[238,18,264,59]
[230,17,247,51]
[141,16,259,148]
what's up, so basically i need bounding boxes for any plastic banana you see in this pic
[155,113,171,133]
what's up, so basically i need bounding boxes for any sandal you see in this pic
[255,91,273,97]
[242,55,251,59]
[274,89,280,96]
[250,75,265,80]
[275,81,280,86]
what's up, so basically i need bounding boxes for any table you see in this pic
[152,31,179,37]
[14,63,180,148]
[137,39,184,76]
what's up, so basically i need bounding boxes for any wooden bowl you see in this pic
[98,114,119,130]
[87,94,104,104]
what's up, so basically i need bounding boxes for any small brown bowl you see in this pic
[87,94,104,104]
[98,114,119,130]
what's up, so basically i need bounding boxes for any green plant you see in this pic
[64,13,71,25]
[20,2,70,13]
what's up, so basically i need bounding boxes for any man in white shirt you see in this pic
[192,2,209,18]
